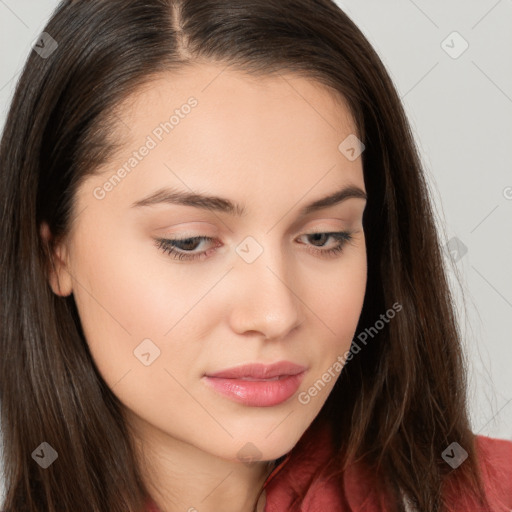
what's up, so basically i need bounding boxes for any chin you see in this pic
[216,421,310,463]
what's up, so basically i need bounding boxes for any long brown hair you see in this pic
[0,0,491,510]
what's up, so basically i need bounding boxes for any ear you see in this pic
[39,221,73,297]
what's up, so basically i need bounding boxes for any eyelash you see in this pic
[154,231,354,261]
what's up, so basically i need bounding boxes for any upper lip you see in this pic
[205,361,307,379]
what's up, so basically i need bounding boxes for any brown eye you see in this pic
[297,231,354,258]
[154,236,216,261]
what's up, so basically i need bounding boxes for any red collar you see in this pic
[143,418,333,512]
[144,428,512,511]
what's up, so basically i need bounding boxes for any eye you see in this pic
[154,231,355,262]
[154,236,217,261]
[297,231,354,258]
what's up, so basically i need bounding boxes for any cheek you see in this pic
[302,247,367,382]
[313,246,367,342]
[69,232,212,436]
[69,229,209,389]
[327,270,366,345]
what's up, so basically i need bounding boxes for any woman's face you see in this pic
[45,62,367,462]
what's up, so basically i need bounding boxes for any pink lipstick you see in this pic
[203,361,307,407]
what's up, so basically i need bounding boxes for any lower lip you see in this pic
[203,371,306,407]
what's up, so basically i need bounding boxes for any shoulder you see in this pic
[474,434,512,506]
[475,433,512,468]
[441,434,512,512]
[265,428,512,511]
[264,418,399,511]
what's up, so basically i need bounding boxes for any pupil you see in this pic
[310,233,327,246]
[180,238,199,250]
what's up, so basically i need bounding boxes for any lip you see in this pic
[206,361,307,379]
[203,361,307,407]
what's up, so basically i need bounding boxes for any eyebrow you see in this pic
[130,185,367,217]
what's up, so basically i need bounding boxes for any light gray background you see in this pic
[1,0,511,499]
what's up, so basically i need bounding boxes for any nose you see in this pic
[227,239,305,341]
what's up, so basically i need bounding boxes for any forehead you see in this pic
[112,61,359,151]
[76,62,364,222]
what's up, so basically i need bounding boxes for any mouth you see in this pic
[203,361,307,407]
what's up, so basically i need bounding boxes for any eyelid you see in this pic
[154,229,356,262]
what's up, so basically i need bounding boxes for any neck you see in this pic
[128,413,277,512]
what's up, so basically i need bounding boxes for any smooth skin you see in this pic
[41,62,368,512]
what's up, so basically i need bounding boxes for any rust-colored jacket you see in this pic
[145,419,512,511]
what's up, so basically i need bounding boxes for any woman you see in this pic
[0,1,511,511]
